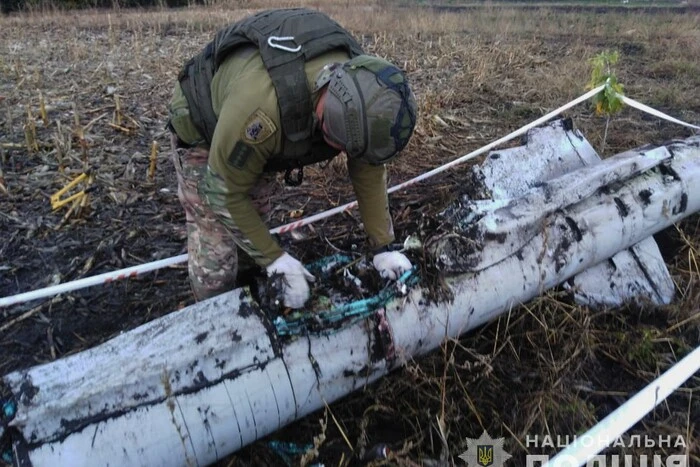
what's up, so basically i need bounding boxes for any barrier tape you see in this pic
[0,255,188,308]
[2,85,699,308]
[621,95,700,131]
[545,346,700,466]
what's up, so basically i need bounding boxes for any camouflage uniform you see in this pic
[170,46,395,300]
[170,134,281,300]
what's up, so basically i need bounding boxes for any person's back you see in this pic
[168,9,417,307]
[169,44,351,161]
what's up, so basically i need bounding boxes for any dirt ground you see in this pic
[1,3,699,466]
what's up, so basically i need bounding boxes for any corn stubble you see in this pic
[0,2,698,465]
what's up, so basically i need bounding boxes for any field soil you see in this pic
[1,3,699,465]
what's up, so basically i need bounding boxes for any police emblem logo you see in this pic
[459,431,512,467]
[246,121,263,141]
[477,445,494,466]
[243,109,276,145]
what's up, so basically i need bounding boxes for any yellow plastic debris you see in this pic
[50,172,91,210]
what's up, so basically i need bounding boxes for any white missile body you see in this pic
[2,122,698,466]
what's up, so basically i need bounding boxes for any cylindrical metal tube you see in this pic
[3,136,699,466]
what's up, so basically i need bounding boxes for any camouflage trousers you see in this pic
[171,134,279,301]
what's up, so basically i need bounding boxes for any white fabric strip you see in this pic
[620,94,700,131]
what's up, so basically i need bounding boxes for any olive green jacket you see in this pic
[169,46,395,267]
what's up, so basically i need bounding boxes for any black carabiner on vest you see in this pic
[284,166,304,186]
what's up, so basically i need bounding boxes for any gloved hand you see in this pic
[372,251,412,280]
[266,252,315,309]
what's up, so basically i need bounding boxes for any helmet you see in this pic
[318,55,417,165]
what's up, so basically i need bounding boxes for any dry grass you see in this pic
[1,2,699,466]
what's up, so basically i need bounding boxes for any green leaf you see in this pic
[588,50,625,116]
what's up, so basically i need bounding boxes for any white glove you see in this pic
[372,251,412,280]
[266,253,315,309]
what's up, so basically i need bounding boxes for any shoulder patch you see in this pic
[228,141,254,169]
[243,109,277,145]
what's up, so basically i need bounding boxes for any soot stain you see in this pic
[673,192,688,215]
[484,231,507,243]
[238,300,254,318]
[564,217,583,242]
[194,332,208,344]
[638,189,652,206]
[194,371,208,385]
[614,197,630,218]
[18,379,39,403]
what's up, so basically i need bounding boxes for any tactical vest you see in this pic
[177,8,364,172]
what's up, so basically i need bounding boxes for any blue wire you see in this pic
[267,440,313,466]
[275,258,419,336]
[2,400,15,419]
[1,399,17,465]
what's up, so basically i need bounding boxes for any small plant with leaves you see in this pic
[588,50,624,116]
[588,50,625,154]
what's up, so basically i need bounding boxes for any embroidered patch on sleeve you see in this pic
[228,141,254,169]
[243,109,277,145]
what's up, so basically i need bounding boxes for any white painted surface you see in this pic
[476,120,675,308]
[3,135,699,466]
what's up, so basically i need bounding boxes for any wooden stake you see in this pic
[80,173,94,213]
[24,108,38,153]
[39,92,48,126]
[114,95,122,126]
[148,141,158,180]
[73,103,88,163]
[108,13,116,51]
[54,120,65,174]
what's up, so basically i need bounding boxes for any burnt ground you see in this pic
[1,4,699,466]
